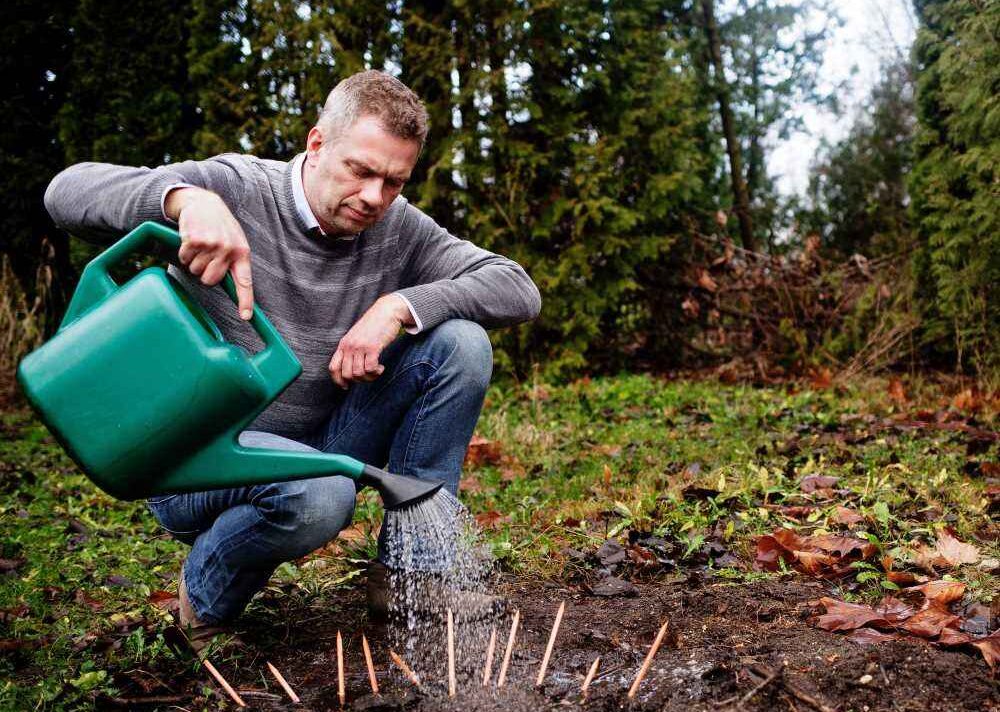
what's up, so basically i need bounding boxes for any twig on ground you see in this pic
[627,620,669,699]
[201,659,246,708]
[336,630,345,708]
[497,609,520,688]
[362,634,379,695]
[733,664,781,709]
[266,661,300,704]
[581,656,600,700]
[536,600,566,687]
[748,665,837,712]
[447,608,457,697]
[389,650,421,687]
[482,626,497,687]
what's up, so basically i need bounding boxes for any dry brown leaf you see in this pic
[755,528,875,577]
[971,631,1000,669]
[934,531,980,567]
[846,628,901,645]
[697,269,718,293]
[800,475,839,493]
[810,368,833,390]
[887,378,907,404]
[830,506,864,526]
[899,607,962,638]
[465,435,503,468]
[951,389,979,412]
[474,511,508,530]
[813,598,888,631]
[911,580,967,606]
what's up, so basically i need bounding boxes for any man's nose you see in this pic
[359,178,383,211]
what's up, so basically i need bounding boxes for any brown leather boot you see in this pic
[178,570,240,653]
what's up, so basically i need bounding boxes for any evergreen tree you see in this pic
[910,0,999,377]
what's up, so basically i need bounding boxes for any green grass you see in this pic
[1,374,996,708]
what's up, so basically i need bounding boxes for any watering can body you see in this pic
[17,222,441,507]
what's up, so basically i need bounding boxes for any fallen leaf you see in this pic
[900,607,962,638]
[474,511,507,530]
[697,269,718,292]
[810,368,833,390]
[756,529,875,578]
[952,389,979,412]
[596,540,627,567]
[148,590,177,609]
[830,506,864,526]
[74,590,103,612]
[847,628,901,645]
[813,598,889,631]
[886,570,928,586]
[911,580,966,606]
[937,628,973,646]
[465,435,503,467]
[887,379,907,404]
[934,531,980,567]
[800,475,838,494]
[971,631,1000,669]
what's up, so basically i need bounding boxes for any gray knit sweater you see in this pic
[44,154,541,438]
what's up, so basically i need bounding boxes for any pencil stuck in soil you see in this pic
[581,656,600,699]
[336,630,345,708]
[497,609,520,688]
[266,661,300,704]
[535,600,566,687]
[628,619,669,699]
[389,650,421,687]
[202,658,246,708]
[447,607,457,698]
[362,634,379,695]
[482,626,498,687]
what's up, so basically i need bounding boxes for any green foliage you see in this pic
[803,60,915,258]
[910,0,1000,379]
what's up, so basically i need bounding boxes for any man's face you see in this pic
[303,114,421,236]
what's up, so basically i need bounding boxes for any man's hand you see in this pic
[329,295,414,388]
[165,186,254,320]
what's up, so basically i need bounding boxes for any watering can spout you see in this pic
[357,465,445,510]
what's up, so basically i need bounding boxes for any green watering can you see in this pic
[16,222,443,509]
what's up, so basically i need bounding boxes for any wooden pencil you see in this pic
[497,609,520,688]
[535,600,566,687]
[627,620,669,699]
[361,634,379,695]
[482,626,498,687]
[389,650,421,687]
[447,608,457,697]
[201,658,246,708]
[266,661,300,704]
[336,630,345,708]
[581,656,600,699]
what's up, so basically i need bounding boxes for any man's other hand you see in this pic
[165,186,254,321]
[329,295,413,388]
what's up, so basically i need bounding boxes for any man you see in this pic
[44,70,541,642]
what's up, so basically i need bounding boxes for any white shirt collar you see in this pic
[291,153,356,241]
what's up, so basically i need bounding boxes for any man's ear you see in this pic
[305,126,325,163]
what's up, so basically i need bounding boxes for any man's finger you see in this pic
[329,350,345,389]
[201,255,230,286]
[351,352,366,379]
[363,351,382,375]
[230,255,254,320]
[187,251,213,278]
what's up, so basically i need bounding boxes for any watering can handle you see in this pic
[62,222,301,398]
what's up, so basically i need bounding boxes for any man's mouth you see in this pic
[344,205,376,222]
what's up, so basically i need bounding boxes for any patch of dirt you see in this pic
[169,576,999,711]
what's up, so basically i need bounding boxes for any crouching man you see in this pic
[44,70,540,645]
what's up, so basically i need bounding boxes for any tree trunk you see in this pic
[699,0,757,253]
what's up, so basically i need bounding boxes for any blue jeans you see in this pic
[147,320,492,625]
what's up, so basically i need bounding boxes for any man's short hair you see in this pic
[318,70,429,145]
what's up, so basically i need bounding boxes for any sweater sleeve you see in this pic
[393,203,541,331]
[43,155,248,245]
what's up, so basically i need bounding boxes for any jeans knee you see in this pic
[253,476,356,558]
[428,319,493,390]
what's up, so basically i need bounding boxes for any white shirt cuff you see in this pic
[394,293,424,334]
[160,182,198,222]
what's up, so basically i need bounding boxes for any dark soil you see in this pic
[165,575,999,712]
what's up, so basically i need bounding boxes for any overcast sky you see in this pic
[768,0,917,196]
